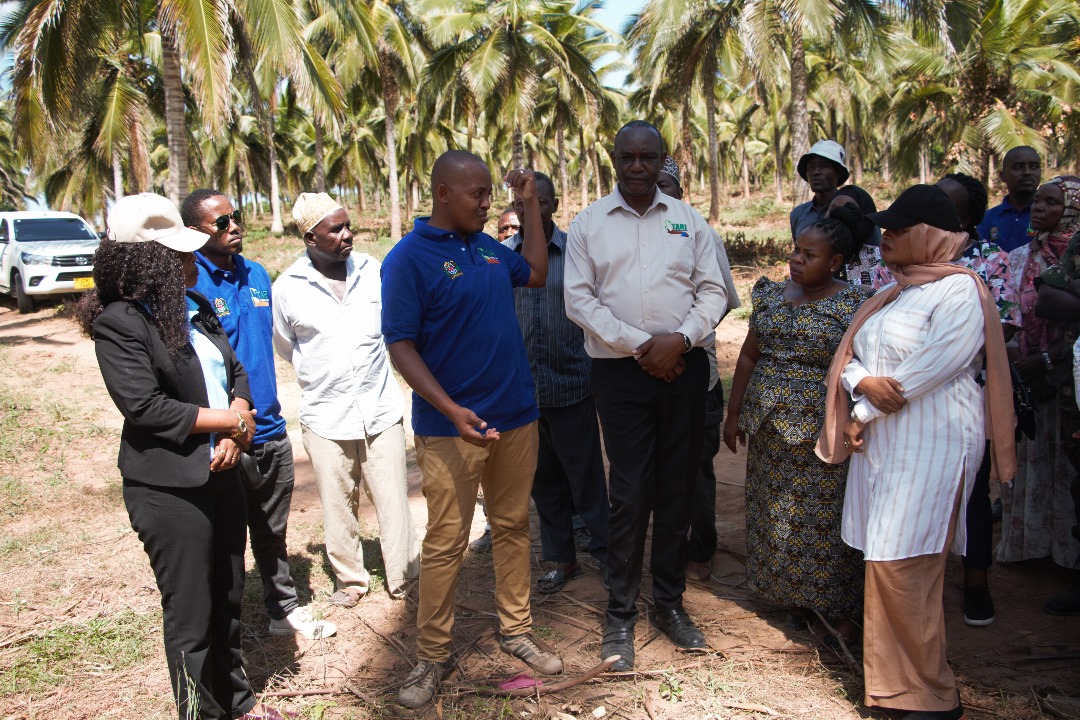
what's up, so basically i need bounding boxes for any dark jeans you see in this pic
[123,473,255,720]
[531,397,609,565]
[962,441,993,571]
[592,349,707,626]
[688,383,724,563]
[238,434,299,620]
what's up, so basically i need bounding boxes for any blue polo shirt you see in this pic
[977,197,1032,253]
[381,217,538,437]
[193,252,287,444]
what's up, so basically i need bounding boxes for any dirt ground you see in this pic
[0,292,1078,720]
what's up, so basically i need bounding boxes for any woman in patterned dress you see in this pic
[723,208,872,640]
[998,175,1080,571]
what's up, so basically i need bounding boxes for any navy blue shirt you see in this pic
[381,218,539,437]
[505,225,591,409]
[977,197,1032,253]
[193,252,287,444]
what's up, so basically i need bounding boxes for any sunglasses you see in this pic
[499,223,521,234]
[201,210,243,232]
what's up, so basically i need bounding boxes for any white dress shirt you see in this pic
[841,274,986,561]
[272,253,404,441]
[564,187,727,358]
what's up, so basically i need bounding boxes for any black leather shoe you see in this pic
[650,607,706,649]
[600,625,634,671]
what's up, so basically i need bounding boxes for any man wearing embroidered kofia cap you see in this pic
[272,192,420,609]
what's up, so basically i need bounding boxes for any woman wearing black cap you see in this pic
[816,185,1016,720]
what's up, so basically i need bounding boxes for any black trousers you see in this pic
[962,440,993,571]
[123,473,254,720]
[592,349,708,626]
[688,382,724,563]
[531,397,610,565]
[239,434,300,620]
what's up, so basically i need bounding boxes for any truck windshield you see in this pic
[13,218,97,242]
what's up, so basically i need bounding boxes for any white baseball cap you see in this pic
[106,193,209,252]
[797,140,850,185]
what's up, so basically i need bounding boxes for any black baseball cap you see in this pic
[867,184,963,232]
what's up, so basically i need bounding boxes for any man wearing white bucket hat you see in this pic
[272,192,419,608]
[790,139,849,242]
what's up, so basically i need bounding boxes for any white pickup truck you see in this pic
[0,210,101,313]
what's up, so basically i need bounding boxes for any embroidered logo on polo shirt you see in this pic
[249,287,270,307]
[443,260,463,279]
[477,248,501,264]
[213,297,231,317]
[665,220,689,237]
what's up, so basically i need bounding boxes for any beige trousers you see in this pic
[863,482,963,712]
[301,421,419,598]
[414,422,539,662]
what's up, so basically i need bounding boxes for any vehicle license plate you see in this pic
[73,277,95,289]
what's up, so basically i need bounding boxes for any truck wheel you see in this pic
[13,271,34,313]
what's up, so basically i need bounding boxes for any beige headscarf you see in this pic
[815,223,1017,483]
[292,192,343,235]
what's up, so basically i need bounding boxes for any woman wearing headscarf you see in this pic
[997,175,1080,572]
[75,194,290,720]
[817,185,1016,720]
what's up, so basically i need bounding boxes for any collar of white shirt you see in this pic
[284,253,370,298]
[600,185,671,218]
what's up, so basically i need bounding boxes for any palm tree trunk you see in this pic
[162,34,188,205]
[741,145,750,200]
[129,119,150,193]
[679,104,693,180]
[467,110,475,153]
[704,57,720,223]
[267,94,284,233]
[358,182,367,212]
[556,117,569,222]
[918,143,929,184]
[773,129,784,204]
[113,151,123,200]
[512,128,525,170]
[579,128,589,210]
[789,21,809,204]
[589,145,602,200]
[314,118,327,193]
[379,49,402,241]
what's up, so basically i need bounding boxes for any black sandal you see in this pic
[536,564,582,593]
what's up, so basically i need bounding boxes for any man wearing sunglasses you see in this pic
[181,189,336,642]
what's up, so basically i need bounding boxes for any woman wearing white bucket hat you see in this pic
[76,193,291,719]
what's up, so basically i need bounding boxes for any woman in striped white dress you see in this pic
[816,185,1015,720]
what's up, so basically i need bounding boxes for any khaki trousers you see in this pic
[302,422,419,598]
[415,422,539,662]
[864,482,963,712]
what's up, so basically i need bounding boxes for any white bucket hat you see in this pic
[797,140,850,185]
[107,193,209,252]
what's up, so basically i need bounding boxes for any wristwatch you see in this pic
[679,332,692,353]
[231,410,248,440]
[1042,352,1055,371]
[849,408,859,423]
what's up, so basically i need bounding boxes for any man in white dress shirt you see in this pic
[272,192,419,606]
[565,120,726,670]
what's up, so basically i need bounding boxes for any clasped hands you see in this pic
[634,333,686,382]
[844,376,905,453]
[211,406,257,472]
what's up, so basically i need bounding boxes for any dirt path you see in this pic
[0,298,1076,719]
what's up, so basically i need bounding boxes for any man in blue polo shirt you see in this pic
[977,146,1042,252]
[182,188,335,641]
[382,151,561,709]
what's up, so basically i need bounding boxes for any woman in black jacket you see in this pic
[77,193,289,720]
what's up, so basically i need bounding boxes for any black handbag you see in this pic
[1011,361,1037,441]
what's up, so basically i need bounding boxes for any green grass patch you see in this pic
[0,610,156,697]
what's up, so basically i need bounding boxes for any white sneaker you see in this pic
[269,607,338,640]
